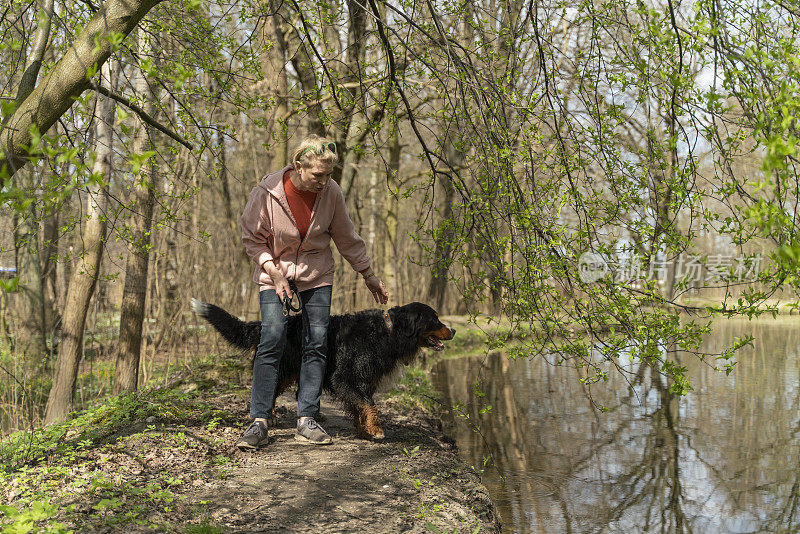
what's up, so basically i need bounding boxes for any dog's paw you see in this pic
[268,405,289,427]
[357,427,385,441]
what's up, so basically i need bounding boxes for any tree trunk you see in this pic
[332,0,369,192]
[8,0,57,364]
[44,60,118,424]
[41,203,60,346]
[427,133,462,312]
[113,29,158,394]
[427,175,456,312]
[11,0,55,106]
[13,193,47,360]
[271,1,324,137]
[260,12,288,168]
[384,130,401,302]
[337,103,388,199]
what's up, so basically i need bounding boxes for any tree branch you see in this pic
[13,0,54,106]
[0,0,166,177]
[93,85,193,150]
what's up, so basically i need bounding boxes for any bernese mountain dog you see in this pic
[191,300,455,440]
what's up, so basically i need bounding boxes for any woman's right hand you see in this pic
[266,262,292,302]
[273,275,293,303]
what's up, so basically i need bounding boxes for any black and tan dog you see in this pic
[191,299,455,440]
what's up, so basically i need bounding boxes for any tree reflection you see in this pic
[431,319,800,533]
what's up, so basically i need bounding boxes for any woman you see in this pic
[237,135,389,448]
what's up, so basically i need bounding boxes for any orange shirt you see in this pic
[283,169,317,240]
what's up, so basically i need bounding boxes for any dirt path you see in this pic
[191,393,499,533]
[1,363,499,533]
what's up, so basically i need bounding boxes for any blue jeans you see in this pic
[250,285,332,419]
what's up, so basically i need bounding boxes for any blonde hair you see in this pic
[290,134,339,167]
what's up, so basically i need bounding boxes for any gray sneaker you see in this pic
[295,418,332,445]
[236,420,269,449]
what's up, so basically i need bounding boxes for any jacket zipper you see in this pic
[273,180,323,283]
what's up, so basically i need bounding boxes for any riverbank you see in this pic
[0,359,499,533]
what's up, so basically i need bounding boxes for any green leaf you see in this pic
[139,58,154,76]
[86,62,99,79]
[0,504,21,518]
[57,147,80,165]
[92,34,102,54]
[1,100,18,119]
[116,107,130,122]
[0,277,20,294]
[129,151,157,174]
[106,31,125,49]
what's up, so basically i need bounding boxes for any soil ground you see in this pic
[193,393,498,533]
[0,362,500,533]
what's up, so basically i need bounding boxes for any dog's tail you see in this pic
[191,298,260,349]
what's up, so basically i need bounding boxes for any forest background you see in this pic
[1,0,799,431]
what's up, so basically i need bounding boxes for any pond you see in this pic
[431,318,800,533]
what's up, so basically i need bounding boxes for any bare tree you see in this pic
[45,61,118,424]
[113,28,158,394]
[8,0,56,362]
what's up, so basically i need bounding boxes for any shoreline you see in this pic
[0,361,500,533]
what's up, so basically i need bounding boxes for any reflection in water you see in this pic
[431,318,800,533]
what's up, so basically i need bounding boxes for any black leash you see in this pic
[282,280,303,316]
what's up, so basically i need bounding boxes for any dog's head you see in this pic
[393,302,456,352]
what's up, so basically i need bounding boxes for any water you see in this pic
[431,318,800,533]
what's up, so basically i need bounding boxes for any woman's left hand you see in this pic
[365,275,389,305]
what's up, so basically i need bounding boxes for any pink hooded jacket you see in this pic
[240,166,371,292]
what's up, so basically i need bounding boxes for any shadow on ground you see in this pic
[190,393,498,533]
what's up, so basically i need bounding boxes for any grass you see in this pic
[0,357,245,533]
[439,314,536,351]
[387,366,439,409]
[0,386,200,471]
[0,320,497,533]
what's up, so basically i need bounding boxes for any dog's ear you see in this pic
[393,308,422,339]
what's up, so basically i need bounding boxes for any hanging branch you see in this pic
[93,84,194,150]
